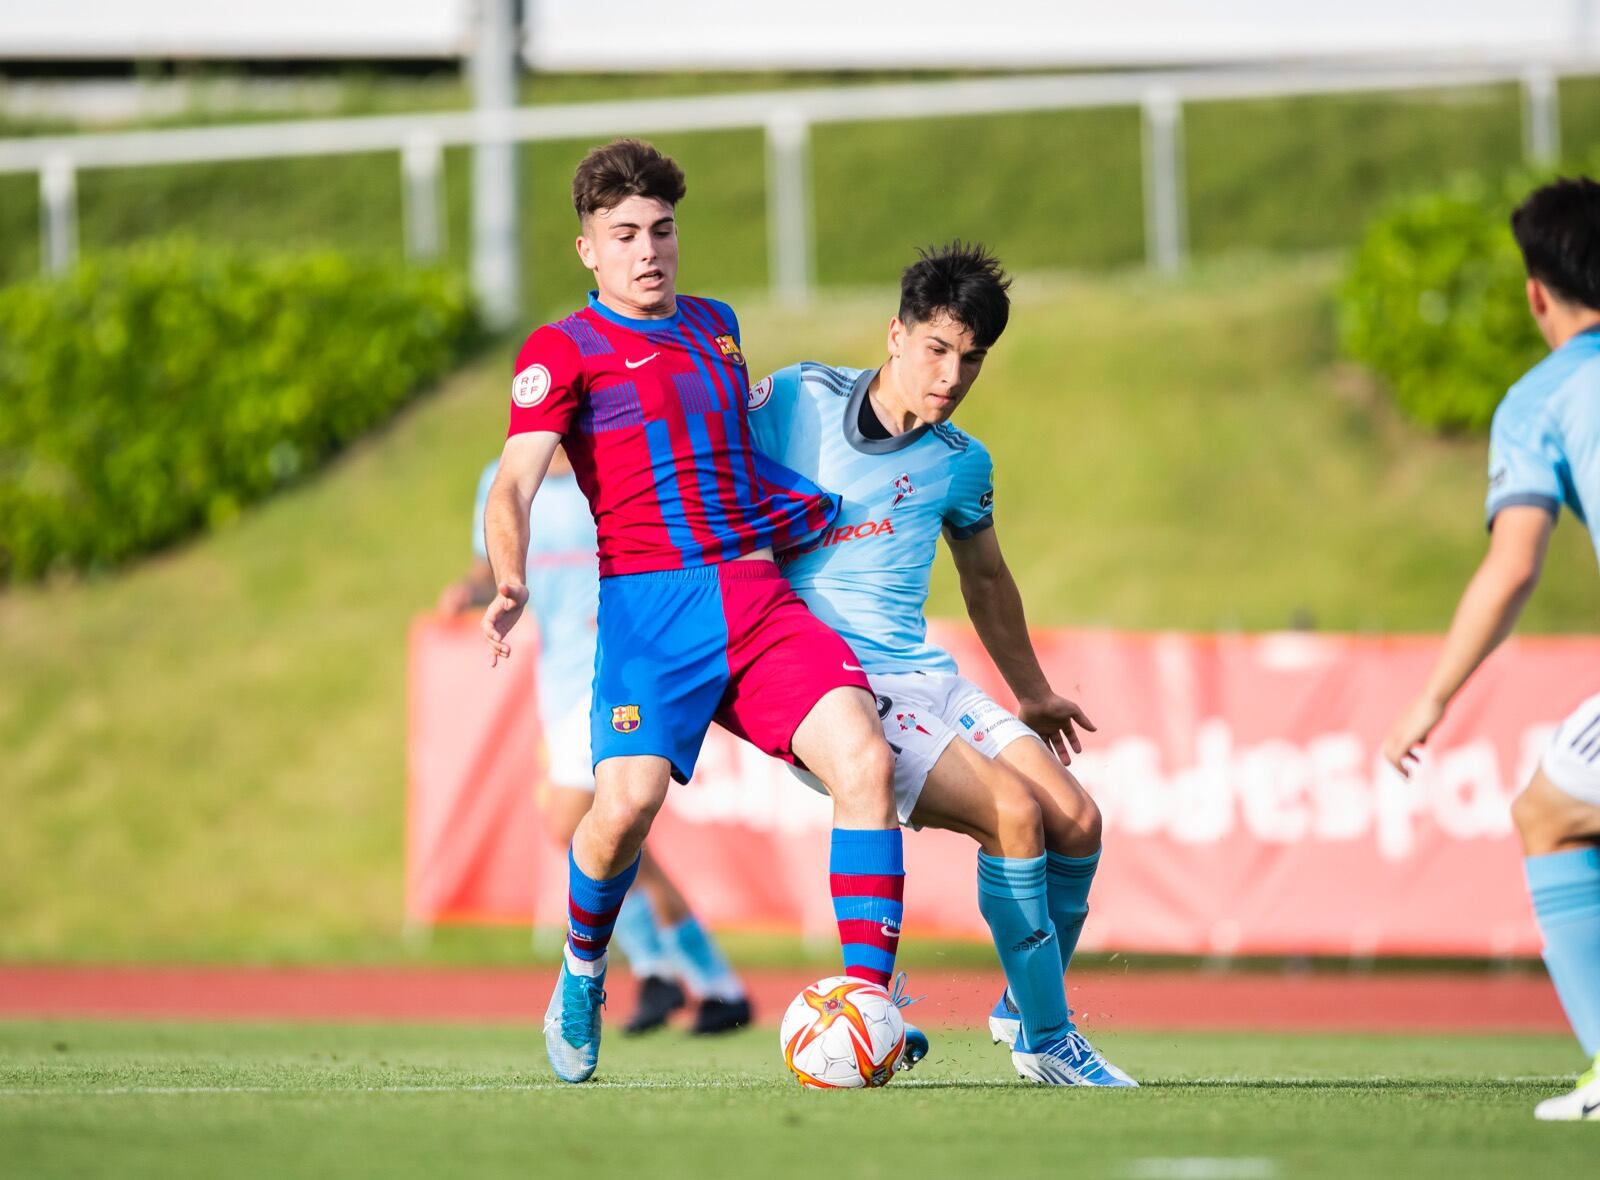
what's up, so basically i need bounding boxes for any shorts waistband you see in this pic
[602,558,781,584]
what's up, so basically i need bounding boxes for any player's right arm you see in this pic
[1382,505,1552,775]
[481,431,561,664]
[1382,398,1561,775]
[481,325,585,665]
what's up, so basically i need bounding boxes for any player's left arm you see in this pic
[1381,504,1553,776]
[948,524,1096,764]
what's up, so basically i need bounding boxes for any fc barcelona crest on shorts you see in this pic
[611,704,642,733]
[714,334,745,367]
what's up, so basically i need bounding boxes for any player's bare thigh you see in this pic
[789,686,896,828]
[909,737,1043,859]
[995,735,1102,858]
[1512,769,1600,856]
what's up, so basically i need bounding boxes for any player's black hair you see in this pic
[898,241,1012,349]
[1510,176,1600,310]
[572,138,687,223]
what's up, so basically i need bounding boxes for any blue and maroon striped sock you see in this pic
[829,828,905,987]
[566,848,642,968]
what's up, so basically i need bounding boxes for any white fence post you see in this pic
[40,153,78,275]
[1521,66,1560,166]
[402,132,445,262]
[1141,88,1188,275]
[470,0,521,330]
[765,107,814,306]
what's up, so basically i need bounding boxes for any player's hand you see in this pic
[1382,695,1445,778]
[481,581,529,666]
[1018,693,1096,765]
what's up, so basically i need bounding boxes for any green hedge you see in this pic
[1336,159,1600,433]
[0,241,477,581]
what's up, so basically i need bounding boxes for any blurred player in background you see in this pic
[1383,177,1600,1122]
[440,450,752,1036]
[480,139,916,1084]
[748,243,1133,1087]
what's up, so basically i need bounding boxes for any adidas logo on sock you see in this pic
[1011,928,1056,953]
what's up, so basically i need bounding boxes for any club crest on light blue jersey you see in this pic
[748,362,995,675]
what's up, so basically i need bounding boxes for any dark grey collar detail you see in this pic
[844,366,931,455]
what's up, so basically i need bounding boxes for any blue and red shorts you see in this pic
[590,560,870,782]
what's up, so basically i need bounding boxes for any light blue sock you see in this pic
[977,852,1071,1051]
[610,892,670,979]
[1526,847,1600,1057]
[1046,849,1100,976]
[664,915,745,1002]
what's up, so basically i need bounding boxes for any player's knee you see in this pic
[1510,785,1542,839]
[990,774,1042,845]
[1038,787,1102,857]
[1077,794,1104,849]
[591,780,667,847]
[827,734,896,806]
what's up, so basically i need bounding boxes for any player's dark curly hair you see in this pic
[572,138,687,223]
[1511,176,1600,310]
[898,241,1012,349]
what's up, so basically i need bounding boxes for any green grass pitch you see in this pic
[0,1021,1590,1179]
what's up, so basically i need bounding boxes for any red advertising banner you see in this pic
[406,616,1600,956]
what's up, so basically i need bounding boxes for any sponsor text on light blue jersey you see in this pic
[747,363,994,675]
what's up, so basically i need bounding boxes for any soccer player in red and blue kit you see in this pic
[480,139,921,1083]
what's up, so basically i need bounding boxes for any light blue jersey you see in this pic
[1486,326,1600,567]
[473,461,599,729]
[747,363,994,674]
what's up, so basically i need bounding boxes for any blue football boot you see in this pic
[888,972,932,1073]
[544,957,607,1083]
[988,989,1022,1048]
[1013,1029,1138,1087]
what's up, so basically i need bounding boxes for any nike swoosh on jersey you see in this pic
[624,353,659,369]
[843,662,865,672]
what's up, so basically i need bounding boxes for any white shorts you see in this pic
[542,697,596,791]
[794,669,1037,825]
[1541,691,1600,806]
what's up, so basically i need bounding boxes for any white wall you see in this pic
[0,0,472,59]
[1,0,1593,65]
[526,0,1598,70]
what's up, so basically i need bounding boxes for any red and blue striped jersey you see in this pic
[508,293,840,577]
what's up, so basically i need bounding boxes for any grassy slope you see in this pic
[0,1023,1590,1180]
[0,260,1594,964]
[1,74,1597,309]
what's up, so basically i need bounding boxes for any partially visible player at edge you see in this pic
[441,450,753,1035]
[748,243,1134,1087]
[480,139,921,1084]
[1382,176,1600,1123]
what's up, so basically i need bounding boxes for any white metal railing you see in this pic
[1,58,1593,318]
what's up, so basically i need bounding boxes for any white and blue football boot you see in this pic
[1534,1055,1600,1121]
[1013,1029,1138,1087]
[544,956,607,1083]
[888,972,932,1073]
[987,989,1022,1048]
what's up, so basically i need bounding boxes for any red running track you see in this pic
[0,966,1568,1033]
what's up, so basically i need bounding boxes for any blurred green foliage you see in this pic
[1339,153,1598,433]
[0,75,1595,321]
[0,240,477,581]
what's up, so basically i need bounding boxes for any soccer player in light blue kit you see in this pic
[449,448,751,1035]
[749,243,1133,1086]
[1383,177,1600,1121]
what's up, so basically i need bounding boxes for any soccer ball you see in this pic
[779,976,906,1089]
